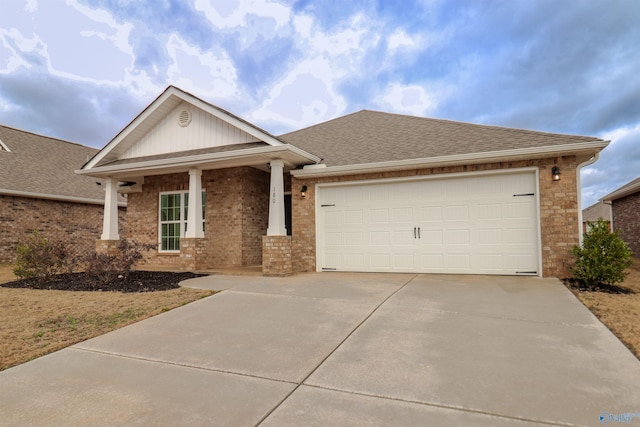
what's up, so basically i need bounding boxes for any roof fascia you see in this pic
[83,86,286,171]
[601,179,640,202]
[291,140,610,178]
[76,144,321,177]
[0,189,127,207]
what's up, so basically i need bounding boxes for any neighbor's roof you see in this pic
[281,110,608,171]
[582,201,611,222]
[0,125,113,204]
[601,176,640,202]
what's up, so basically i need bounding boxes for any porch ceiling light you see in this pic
[301,185,308,197]
[551,166,561,181]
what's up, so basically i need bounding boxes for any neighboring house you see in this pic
[78,86,608,278]
[0,125,125,264]
[582,201,612,232]
[601,176,640,256]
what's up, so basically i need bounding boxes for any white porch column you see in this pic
[185,169,205,238]
[267,159,287,236]
[101,178,120,240]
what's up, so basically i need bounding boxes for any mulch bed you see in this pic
[563,278,634,294]
[1,271,206,293]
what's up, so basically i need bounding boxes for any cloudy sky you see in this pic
[1,0,639,208]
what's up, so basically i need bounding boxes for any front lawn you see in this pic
[0,266,213,371]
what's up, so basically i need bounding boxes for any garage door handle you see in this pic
[418,227,421,239]
[414,227,417,239]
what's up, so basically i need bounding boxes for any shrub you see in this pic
[85,240,155,287]
[571,220,633,289]
[13,231,71,281]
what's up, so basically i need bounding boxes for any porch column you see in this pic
[101,178,119,240]
[267,159,287,236]
[185,169,204,238]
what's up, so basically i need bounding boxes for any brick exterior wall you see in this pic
[262,235,292,276]
[0,194,125,264]
[125,167,269,270]
[292,156,579,278]
[612,192,640,256]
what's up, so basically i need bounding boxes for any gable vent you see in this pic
[178,109,192,127]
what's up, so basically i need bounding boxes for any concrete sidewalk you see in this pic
[1,273,639,426]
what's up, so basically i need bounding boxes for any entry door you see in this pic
[317,172,539,275]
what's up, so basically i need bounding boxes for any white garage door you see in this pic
[317,171,539,275]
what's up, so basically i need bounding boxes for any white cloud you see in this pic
[387,30,418,51]
[195,0,290,35]
[166,34,239,100]
[377,83,438,116]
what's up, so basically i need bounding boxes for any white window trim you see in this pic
[158,190,205,253]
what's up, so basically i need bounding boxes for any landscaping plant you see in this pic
[85,239,155,287]
[13,230,72,281]
[571,220,633,289]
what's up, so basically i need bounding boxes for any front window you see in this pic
[159,191,206,252]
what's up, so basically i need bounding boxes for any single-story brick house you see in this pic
[78,86,608,277]
[601,176,640,255]
[582,201,612,232]
[0,125,126,263]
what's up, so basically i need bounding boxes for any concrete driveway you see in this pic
[1,273,639,426]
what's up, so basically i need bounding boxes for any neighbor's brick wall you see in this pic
[292,156,579,278]
[0,194,126,263]
[612,192,640,256]
[126,167,269,269]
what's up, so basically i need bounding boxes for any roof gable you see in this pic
[280,110,607,168]
[84,86,285,170]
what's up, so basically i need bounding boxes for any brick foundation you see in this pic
[180,238,209,271]
[262,235,292,276]
[95,239,120,256]
[292,157,580,278]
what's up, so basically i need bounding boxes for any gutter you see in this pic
[291,140,609,178]
[576,151,604,245]
[0,189,127,207]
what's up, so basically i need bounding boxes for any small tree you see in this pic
[13,230,71,281]
[571,220,632,289]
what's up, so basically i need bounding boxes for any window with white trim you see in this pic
[159,191,206,252]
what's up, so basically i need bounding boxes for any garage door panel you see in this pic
[318,171,539,275]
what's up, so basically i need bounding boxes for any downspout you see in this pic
[576,151,602,246]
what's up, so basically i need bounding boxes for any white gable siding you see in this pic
[122,102,259,159]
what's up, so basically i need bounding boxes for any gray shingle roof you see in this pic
[0,125,107,202]
[279,110,605,167]
[602,176,640,202]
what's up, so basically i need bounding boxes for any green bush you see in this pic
[571,220,632,288]
[13,231,71,281]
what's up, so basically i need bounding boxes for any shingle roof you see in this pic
[279,110,605,167]
[0,125,107,203]
[601,176,640,202]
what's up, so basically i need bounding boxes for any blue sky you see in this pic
[1,0,639,208]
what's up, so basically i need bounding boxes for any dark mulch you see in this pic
[563,278,635,294]
[1,271,207,293]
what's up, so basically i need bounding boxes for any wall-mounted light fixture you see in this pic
[301,185,308,198]
[551,166,561,181]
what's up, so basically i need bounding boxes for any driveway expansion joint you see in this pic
[255,275,419,426]
[69,346,298,386]
[299,384,581,427]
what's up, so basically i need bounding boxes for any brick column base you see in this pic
[180,238,209,271]
[96,239,120,256]
[262,235,292,277]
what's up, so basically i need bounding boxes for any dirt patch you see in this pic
[1,271,205,293]
[568,258,640,360]
[0,268,214,370]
